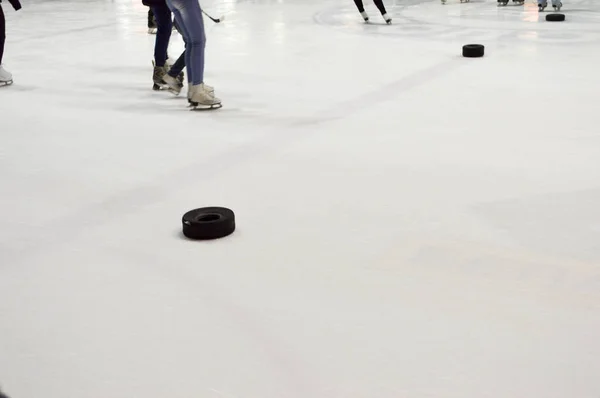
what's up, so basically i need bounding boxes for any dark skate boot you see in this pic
[152,64,167,90]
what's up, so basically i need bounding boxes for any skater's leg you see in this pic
[168,50,186,78]
[166,0,192,83]
[0,4,12,85]
[353,0,369,21]
[151,4,173,67]
[372,0,391,23]
[167,0,219,106]
[353,0,365,12]
[162,50,185,94]
[0,4,5,65]
[372,0,387,14]
[168,0,206,86]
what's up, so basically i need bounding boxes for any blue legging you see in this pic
[165,0,206,85]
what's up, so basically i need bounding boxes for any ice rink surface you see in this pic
[1,0,600,396]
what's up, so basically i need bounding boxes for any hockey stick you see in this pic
[202,9,225,23]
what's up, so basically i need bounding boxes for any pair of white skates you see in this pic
[0,65,13,86]
[153,62,221,110]
[360,11,392,24]
[441,0,470,4]
[497,0,525,5]
[538,0,562,11]
[496,0,561,9]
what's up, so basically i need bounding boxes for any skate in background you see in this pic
[147,8,157,34]
[0,0,22,86]
[353,0,392,24]
[538,0,562,11]
[147,6,179,34]
[497,0,524,6]
[441,0,470,5]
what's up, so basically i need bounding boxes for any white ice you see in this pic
[1,0,600,397]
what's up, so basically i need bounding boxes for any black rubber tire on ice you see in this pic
[546,13,565,21]
[462,44,485,58]
[182,207,236,240]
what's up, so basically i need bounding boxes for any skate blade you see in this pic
[167,88,182,96]
[0,80,14,87]
[153,83,172,91]
[188,102,222,111]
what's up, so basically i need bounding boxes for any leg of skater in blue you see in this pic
[166,0,205,85]
[165,0,219,106]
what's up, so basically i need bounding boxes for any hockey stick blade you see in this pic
[202,9,225,23]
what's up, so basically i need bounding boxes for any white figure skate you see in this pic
[0,65,13,86]
[499,0,525,6]
[188,83,221,110]
[552,0,562,10]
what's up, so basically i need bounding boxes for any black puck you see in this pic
[462,44,485,58]
[546,13,565,21]
[182,207,236,240]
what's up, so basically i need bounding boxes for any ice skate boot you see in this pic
[441,0,446,4]
[360,11,369,22]
[0,65,13,86]
[498,0,509,6]
[152,64,168,90]
[382,13,392,24]
[163,74,184,95]
[552,0,562,10]
[183,81,214,98]
[538,0,547,10]
[188,83,221,110]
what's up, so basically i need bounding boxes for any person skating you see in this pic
[165,0,220,109]
[353,0,391,24]
[0,0,22,86]
[143,0,184,90]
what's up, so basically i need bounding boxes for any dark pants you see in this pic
[150,3,173,67]
[0,4,5,65]
[149,5,186,79]
[168,49,186,79]
[353,0,387,14]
